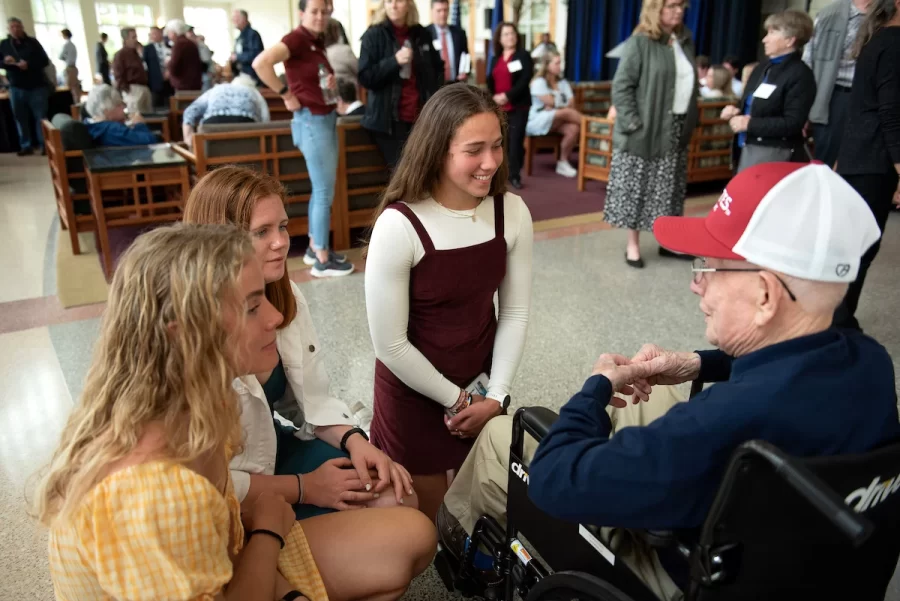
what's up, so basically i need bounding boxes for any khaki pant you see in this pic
[122,84,152,115]
[65,66,81,105]
[444,384,689,601]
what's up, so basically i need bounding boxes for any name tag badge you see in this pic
[432,39,442,51]
[421,44,431,52]
[753,83,777,100]
[508,59,523,73]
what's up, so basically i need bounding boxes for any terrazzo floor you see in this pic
[1,153,899,599]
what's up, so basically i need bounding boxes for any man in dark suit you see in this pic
[95,33,110,84]
[336,79,364,117]
[143,26,170,108]
[426,0,469,83]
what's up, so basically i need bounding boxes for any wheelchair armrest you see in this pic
[517,406,560,443]
[635,530,677,548]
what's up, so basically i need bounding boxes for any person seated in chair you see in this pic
[438,162,900,601]
[181,73,270,147]
[84,84,158,147]
[336,78,364,117]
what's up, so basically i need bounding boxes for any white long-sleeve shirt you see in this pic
[365,193,533,407]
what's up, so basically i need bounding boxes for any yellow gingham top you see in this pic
[48,461,329,601]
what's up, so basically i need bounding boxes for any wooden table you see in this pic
[83,143,189,278]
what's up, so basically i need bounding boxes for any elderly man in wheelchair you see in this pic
[435,163,900,601]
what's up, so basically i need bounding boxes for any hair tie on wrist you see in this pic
[249,528,285,548]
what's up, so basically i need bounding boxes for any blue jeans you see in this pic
[9,86,49,150]
[291,108,338,251]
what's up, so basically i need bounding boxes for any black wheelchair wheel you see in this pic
[525,571,638,601]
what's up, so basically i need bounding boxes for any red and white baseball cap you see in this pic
[654,162,881,283]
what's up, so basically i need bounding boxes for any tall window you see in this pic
[183,5,230,67]
[31,0,82,84]
[517,0,551,51]
[95,2,153,55]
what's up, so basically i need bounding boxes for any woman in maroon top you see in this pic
[252,0,354,278]
[487,22,533,190]
[358,0,444,168]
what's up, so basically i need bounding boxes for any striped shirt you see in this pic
[836,2,865,88]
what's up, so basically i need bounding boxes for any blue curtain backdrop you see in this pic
[488,0,503,65]
[565,0,762,82]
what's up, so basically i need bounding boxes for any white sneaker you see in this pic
[556,161,578,178]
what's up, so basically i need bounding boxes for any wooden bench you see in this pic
[42,119,94,254]
[172,117,389,252]
[173,120,351,250]
[524,133,562,176]
[578,99,735,189]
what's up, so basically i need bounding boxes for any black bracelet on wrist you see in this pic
[282,591,305,601]
[340,427,369,454]
[249,528,285,548]
[295,473,304,505]
[278,84,289,95]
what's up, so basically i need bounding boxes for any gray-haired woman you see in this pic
[605,0,698,268]
[84,84,158,147]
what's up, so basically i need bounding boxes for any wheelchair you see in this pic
[435,389,900,601]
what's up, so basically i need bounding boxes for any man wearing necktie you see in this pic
[427,0,470,83]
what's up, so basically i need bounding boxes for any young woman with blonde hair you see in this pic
[35,223,436,601]
[365,84,533,521]
[183,166,416,519]
[527,49,583,177]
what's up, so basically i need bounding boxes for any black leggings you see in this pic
[833,172,898,330]
[505,107,528,181]
[370,121,414,169]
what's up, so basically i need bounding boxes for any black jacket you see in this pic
[837,27,900,177]
[487,49,534,110]
[426,24,468,80]
[95,41,109,72]
[358,21,444,134]
[142,43,165,93]
[0,34,49,90]
[739,52,816,150]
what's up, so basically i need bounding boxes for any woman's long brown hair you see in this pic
[183,167,297,328]
[366,84,509,246]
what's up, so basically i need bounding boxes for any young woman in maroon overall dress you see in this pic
[365,84,534,521]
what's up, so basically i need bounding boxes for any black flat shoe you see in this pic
[659,247,693,260]
[625,253,644,269]
[508,177,522,190]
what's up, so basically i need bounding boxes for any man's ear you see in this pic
[754,272,782,326]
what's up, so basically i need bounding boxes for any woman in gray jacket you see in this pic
[605,0,698,268]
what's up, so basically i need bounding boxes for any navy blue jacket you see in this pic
[87,121,158,147]
[0,34,50,89]
[529,329,900,530]
[142,43,165,93]
[234,25,264,83]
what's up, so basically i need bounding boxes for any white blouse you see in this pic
[365,193,533,407]
[672,37,696,115]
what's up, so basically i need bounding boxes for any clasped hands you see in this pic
[591,343,701,408]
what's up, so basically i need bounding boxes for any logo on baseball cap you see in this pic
[653,162,881,283]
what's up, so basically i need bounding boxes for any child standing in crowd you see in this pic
[34,224,437,601]
[365,84,533,522]
[252,0,354,277]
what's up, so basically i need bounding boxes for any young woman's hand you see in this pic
[246,491,295,539]
[282,92,301,112]
[302,457,378,510]
[345,436,415,505]
[445,394,501,439]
